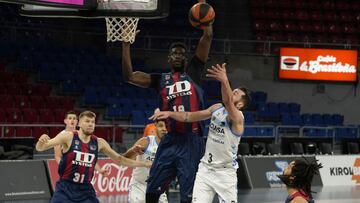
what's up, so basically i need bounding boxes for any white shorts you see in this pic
[128,179,168,203]
[192,162,238,203]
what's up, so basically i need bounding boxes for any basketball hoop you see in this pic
[105,17,139,43]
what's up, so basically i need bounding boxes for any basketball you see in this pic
[188,2,215,30]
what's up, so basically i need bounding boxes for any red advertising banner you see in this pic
[279,48,358,82]
[47,159,133,195]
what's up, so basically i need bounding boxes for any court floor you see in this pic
[3,186,359,203]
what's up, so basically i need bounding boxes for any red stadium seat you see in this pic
[6,84,22,95]
[32,127,50,139]
[59,97,75,110]
[16,127,32,137]
[13,95,30,108]
[298,22,312,32]
[44,97,60,109]
[281,10,295,20]
[114,127,124,143]
[0,95,13,108]
[29,95,44,109]
[0,84,6,94]
[339,12,353,22]
[20,84,34,96]
[344,35,359,44]
[251,8,265,19]
[328,34,343,44]
[22,108,38,123]
[328,24,342,33]
[0,109,6,123]
[269,21,282,32]
[39,108,55,123]
[34,84,51,96]
[295,10,309,21]
[266,9,281,19]
[3,127,15,137]
[343,24,356,34]
[309,11,323,21]
[254,20,267,31]
[336,1,350,11]
[324,11,338,21]
[6,108,22,123]
[313,23,326,33]
[0,72,13,84]
[278,0,292,9]
[54,109,66,124]
[323,0,336,10]
[95,127,112,141]
[12,72,27,84]
[286,33,301,42]
[283,21,298,32]
[49,127,64,138]
[314,34,328,43]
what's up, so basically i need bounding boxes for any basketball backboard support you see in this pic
[0,0,97,9]
[18,0,169,18]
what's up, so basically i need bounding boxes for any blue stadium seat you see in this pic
[281,114,292,125]
[131,110,146,125]
[322,114,332,126]
[278,102,290,115]
[301,114,313,126]
[289,103,301,114]
[257,127,274,137]
[331,114,344,126]
[312,114,325,126]
[243,112,255,125]
[243,127,257,137]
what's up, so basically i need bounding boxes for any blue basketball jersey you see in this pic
[58,132,98,184]
[158,72,205,135]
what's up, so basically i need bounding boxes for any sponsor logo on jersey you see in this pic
[210,123,225,135]
[72,150,95,167]
[166,81,192,100]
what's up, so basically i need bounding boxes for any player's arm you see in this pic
[36,132,71,152]
[207,63,244,134]
[122,137,147,160]
[195,25,213,63]
[54,145,62,164]
[98,138,151,168]
[122,42,152,88]
[150,103,222,122]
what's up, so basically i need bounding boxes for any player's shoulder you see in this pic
[291,197,309,203]
[209,103,223,113]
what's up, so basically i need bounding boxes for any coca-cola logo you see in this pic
[92,162,133,195]
[47,159,133,196]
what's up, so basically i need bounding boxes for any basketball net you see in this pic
[105,17,139,43]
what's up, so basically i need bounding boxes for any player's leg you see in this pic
[129,180,146,203]
[215,170,238,203]
[176,135,204,202]
[50,181,72,203]
[191,165,216,203]
[146,134,177,203]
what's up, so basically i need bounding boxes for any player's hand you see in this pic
[145,162,152,168]
[206,63,228,82]
[131,145,145,155]
[98,168,110,177]
[38,134,50,145]
[149,111,170,121]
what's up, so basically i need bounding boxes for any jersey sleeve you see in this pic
[149,74,161,90]
[185,55,205,85]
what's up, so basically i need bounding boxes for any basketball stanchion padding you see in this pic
[105,17,139,43]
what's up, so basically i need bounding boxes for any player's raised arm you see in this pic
[98,137,151,168]
[150,103,222,123]
[122,39,152,88]
[195,26,213,63]
[36,131,71,152]
[206,63,245,133]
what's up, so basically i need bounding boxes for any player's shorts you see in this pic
[146,133,204,202]
[129,179,167,203]
[192,162,238,203]
[51,180,99,203]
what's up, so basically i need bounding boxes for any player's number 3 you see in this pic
[73,172,85,183]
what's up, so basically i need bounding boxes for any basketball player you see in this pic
[36,111,151,203]
[150,63,251,203]
[124,118,168,203]
[122,16,213,203]
[52,111,108,176]
[278,158,323,203]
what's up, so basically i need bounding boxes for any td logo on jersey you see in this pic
[166,81,192,100]
[72,150,95,167]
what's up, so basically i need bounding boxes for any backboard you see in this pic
[17,0,169,18]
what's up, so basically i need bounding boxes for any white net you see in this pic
[105,17,139,43]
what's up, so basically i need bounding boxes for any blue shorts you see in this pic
[146,133,204,202]
[51,180,99,203]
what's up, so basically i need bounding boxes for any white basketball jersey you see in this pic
[131,136,159,184]
[201,106,242,169]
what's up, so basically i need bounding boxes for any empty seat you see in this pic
[39,108,55,123]
[347,142,359,154]
[291,143,304,155]
[16,127,31,137]
[238,143,250,156]
[306,142,317,154]
[32,127,49,139]
[252,142,266,155]
[319,143,333,155]
[22,108,38,123]
[267,143,281,155]
[6,108,22,123]
[0,95,13,108]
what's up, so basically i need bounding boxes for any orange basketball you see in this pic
[188,2,215,30]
